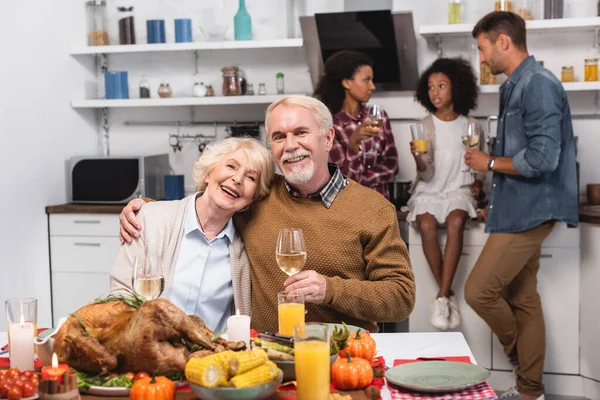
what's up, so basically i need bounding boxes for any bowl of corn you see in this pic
[186,349,283,400]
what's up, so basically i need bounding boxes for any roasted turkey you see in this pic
[53,298,245,375]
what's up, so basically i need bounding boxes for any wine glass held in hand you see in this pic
[132,255,165,300]
[276,228,307,276]
[462,121,480,172]
[366,104,385,129]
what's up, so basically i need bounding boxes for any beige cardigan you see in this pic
[409,114,486,193]
[109,194,252,317]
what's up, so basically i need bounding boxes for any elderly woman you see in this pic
[109,137,274,332]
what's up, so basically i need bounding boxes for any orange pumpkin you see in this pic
[338,329,377,361]
[130,375,175,400]
[331,352,374,390]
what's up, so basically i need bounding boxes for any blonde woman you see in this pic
[110,137,274,332]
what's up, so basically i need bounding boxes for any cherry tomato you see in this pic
[7,386,21,400]
[20,382,35,398]
[28,377,38,388]
[124,372,135,381]
[20,372,34,379]
[6,369,20,380]
[0,370,5,377]
[17,376,28,383]
[4,378,15,388]
[0,383,8,398]
[133,372,150,381]
[109,373,119,378]
[12,380,24,391]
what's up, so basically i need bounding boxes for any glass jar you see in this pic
[118,6,136,45]
[276,72,285,95]
[221,66,241,96]
[158,82,172,98]
[561,66,575,83]
[448,0,462,24]
[517,0,534,20]
[584,58,598,82]
[246,83,255,95]
[495,0,514,11]
[139,75,151,98]
[206,85,215,96]
[480,63,497,85]
[87,1,109,46]
[258,83,267,95]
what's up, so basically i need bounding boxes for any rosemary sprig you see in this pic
[210,327,227,342]
[70,313,90,337]
[93,292,146,309]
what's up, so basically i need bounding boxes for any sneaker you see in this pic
[499,387,545,400]
[448,295,462,329]
[430,297,449,330]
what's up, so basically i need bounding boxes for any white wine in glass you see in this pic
[132,256,165,300]
[366,104,384,128]
[276,228,307,276]
[462,121,480,172]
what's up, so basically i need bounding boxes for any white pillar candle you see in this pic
[227,309,250,349]
[9,315,34,371]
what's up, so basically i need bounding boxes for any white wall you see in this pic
[2,0,600,330]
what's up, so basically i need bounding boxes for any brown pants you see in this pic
[465,221,555,398]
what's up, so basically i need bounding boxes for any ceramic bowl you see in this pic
[188,370,283,400]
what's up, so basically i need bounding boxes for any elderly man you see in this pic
[464,12,578,400]
[119,95,415,333]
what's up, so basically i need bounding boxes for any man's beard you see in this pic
[280,150,315,185]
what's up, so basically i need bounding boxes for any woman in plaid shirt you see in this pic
[313,50,399,200]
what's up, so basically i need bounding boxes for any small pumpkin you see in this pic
[338,329,377,361]
[331,352,374,390]
[130,375,175,400]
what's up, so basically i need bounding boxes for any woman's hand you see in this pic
[477,205,489,221]
[119,198,146,244]
[471,179,484,200]
[349,119,380,152]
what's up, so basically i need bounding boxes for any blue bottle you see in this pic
[234,0,252,41]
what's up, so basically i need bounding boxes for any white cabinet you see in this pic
[408,223,580,374]
[580,224,600,381]
[48,214,120,325]
[491,247,580,374]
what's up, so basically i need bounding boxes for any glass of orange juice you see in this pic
[410,122,428,154]
[294,323,330,400]
[5,298,38,350]
[278,291,304,336]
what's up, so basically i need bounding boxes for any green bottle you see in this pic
[234,0,252,41]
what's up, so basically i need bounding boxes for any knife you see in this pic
[258,332,294,347]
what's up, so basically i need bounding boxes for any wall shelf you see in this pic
[420,17,600,38]
[71,94,298,108]
[479,81,600,94]
[69,38,303,55]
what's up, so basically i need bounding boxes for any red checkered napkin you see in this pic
[388,357,497,400]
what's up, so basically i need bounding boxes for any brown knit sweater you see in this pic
[234,175,415,333]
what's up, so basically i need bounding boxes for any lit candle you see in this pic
[8,314,35,371]
[227,309,250,349]
[41,353,70,384]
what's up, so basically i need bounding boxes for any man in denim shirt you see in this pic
[463,12,578,400]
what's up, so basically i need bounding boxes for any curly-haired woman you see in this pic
[313,50,398,200]
[408,57,485,331]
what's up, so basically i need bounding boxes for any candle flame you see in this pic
[19,314,25,327]
[236,308,240,316]
[52,352,58,368]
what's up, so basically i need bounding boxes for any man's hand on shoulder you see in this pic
[119,198,147,244]
[284,270,327,304]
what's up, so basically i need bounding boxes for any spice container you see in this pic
[495,0,514,11]
[222,66,241,96]
[517,0,534,20]
[448,0,461,24]
[193,82,207,97]
[158,82,172,98]
[480,64,497,85]
[246,83,255,95]
[87,1,108,46]
[561,66,575,82]
[206,85,215,96]
[118,6,136,45]
[258,83,267,95]
[139,75,151,98]
[585,58,598,82]
[276,73,285,95]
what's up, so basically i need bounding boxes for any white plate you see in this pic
[1,395,39,400]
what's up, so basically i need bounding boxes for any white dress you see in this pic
[407,115,478,224]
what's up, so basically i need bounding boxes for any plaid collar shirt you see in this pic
[284,163,348,208]
[329,104,399,200]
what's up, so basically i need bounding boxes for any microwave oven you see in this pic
[67,155,171,203]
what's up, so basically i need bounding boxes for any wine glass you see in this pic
[366,104,384,129]
[276,228,307,276]
[462,121,480,172]
[132,255,165,300]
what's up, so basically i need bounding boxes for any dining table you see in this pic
[0,331,495,400]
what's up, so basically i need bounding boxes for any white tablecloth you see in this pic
[0,331,477,399]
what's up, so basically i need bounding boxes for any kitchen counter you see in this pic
[580,204,600,225]
[45,203,124,214]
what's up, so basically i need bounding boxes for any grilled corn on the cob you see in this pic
[185,351,235,387]
[229,360,279,388]
[228,348,269,376]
